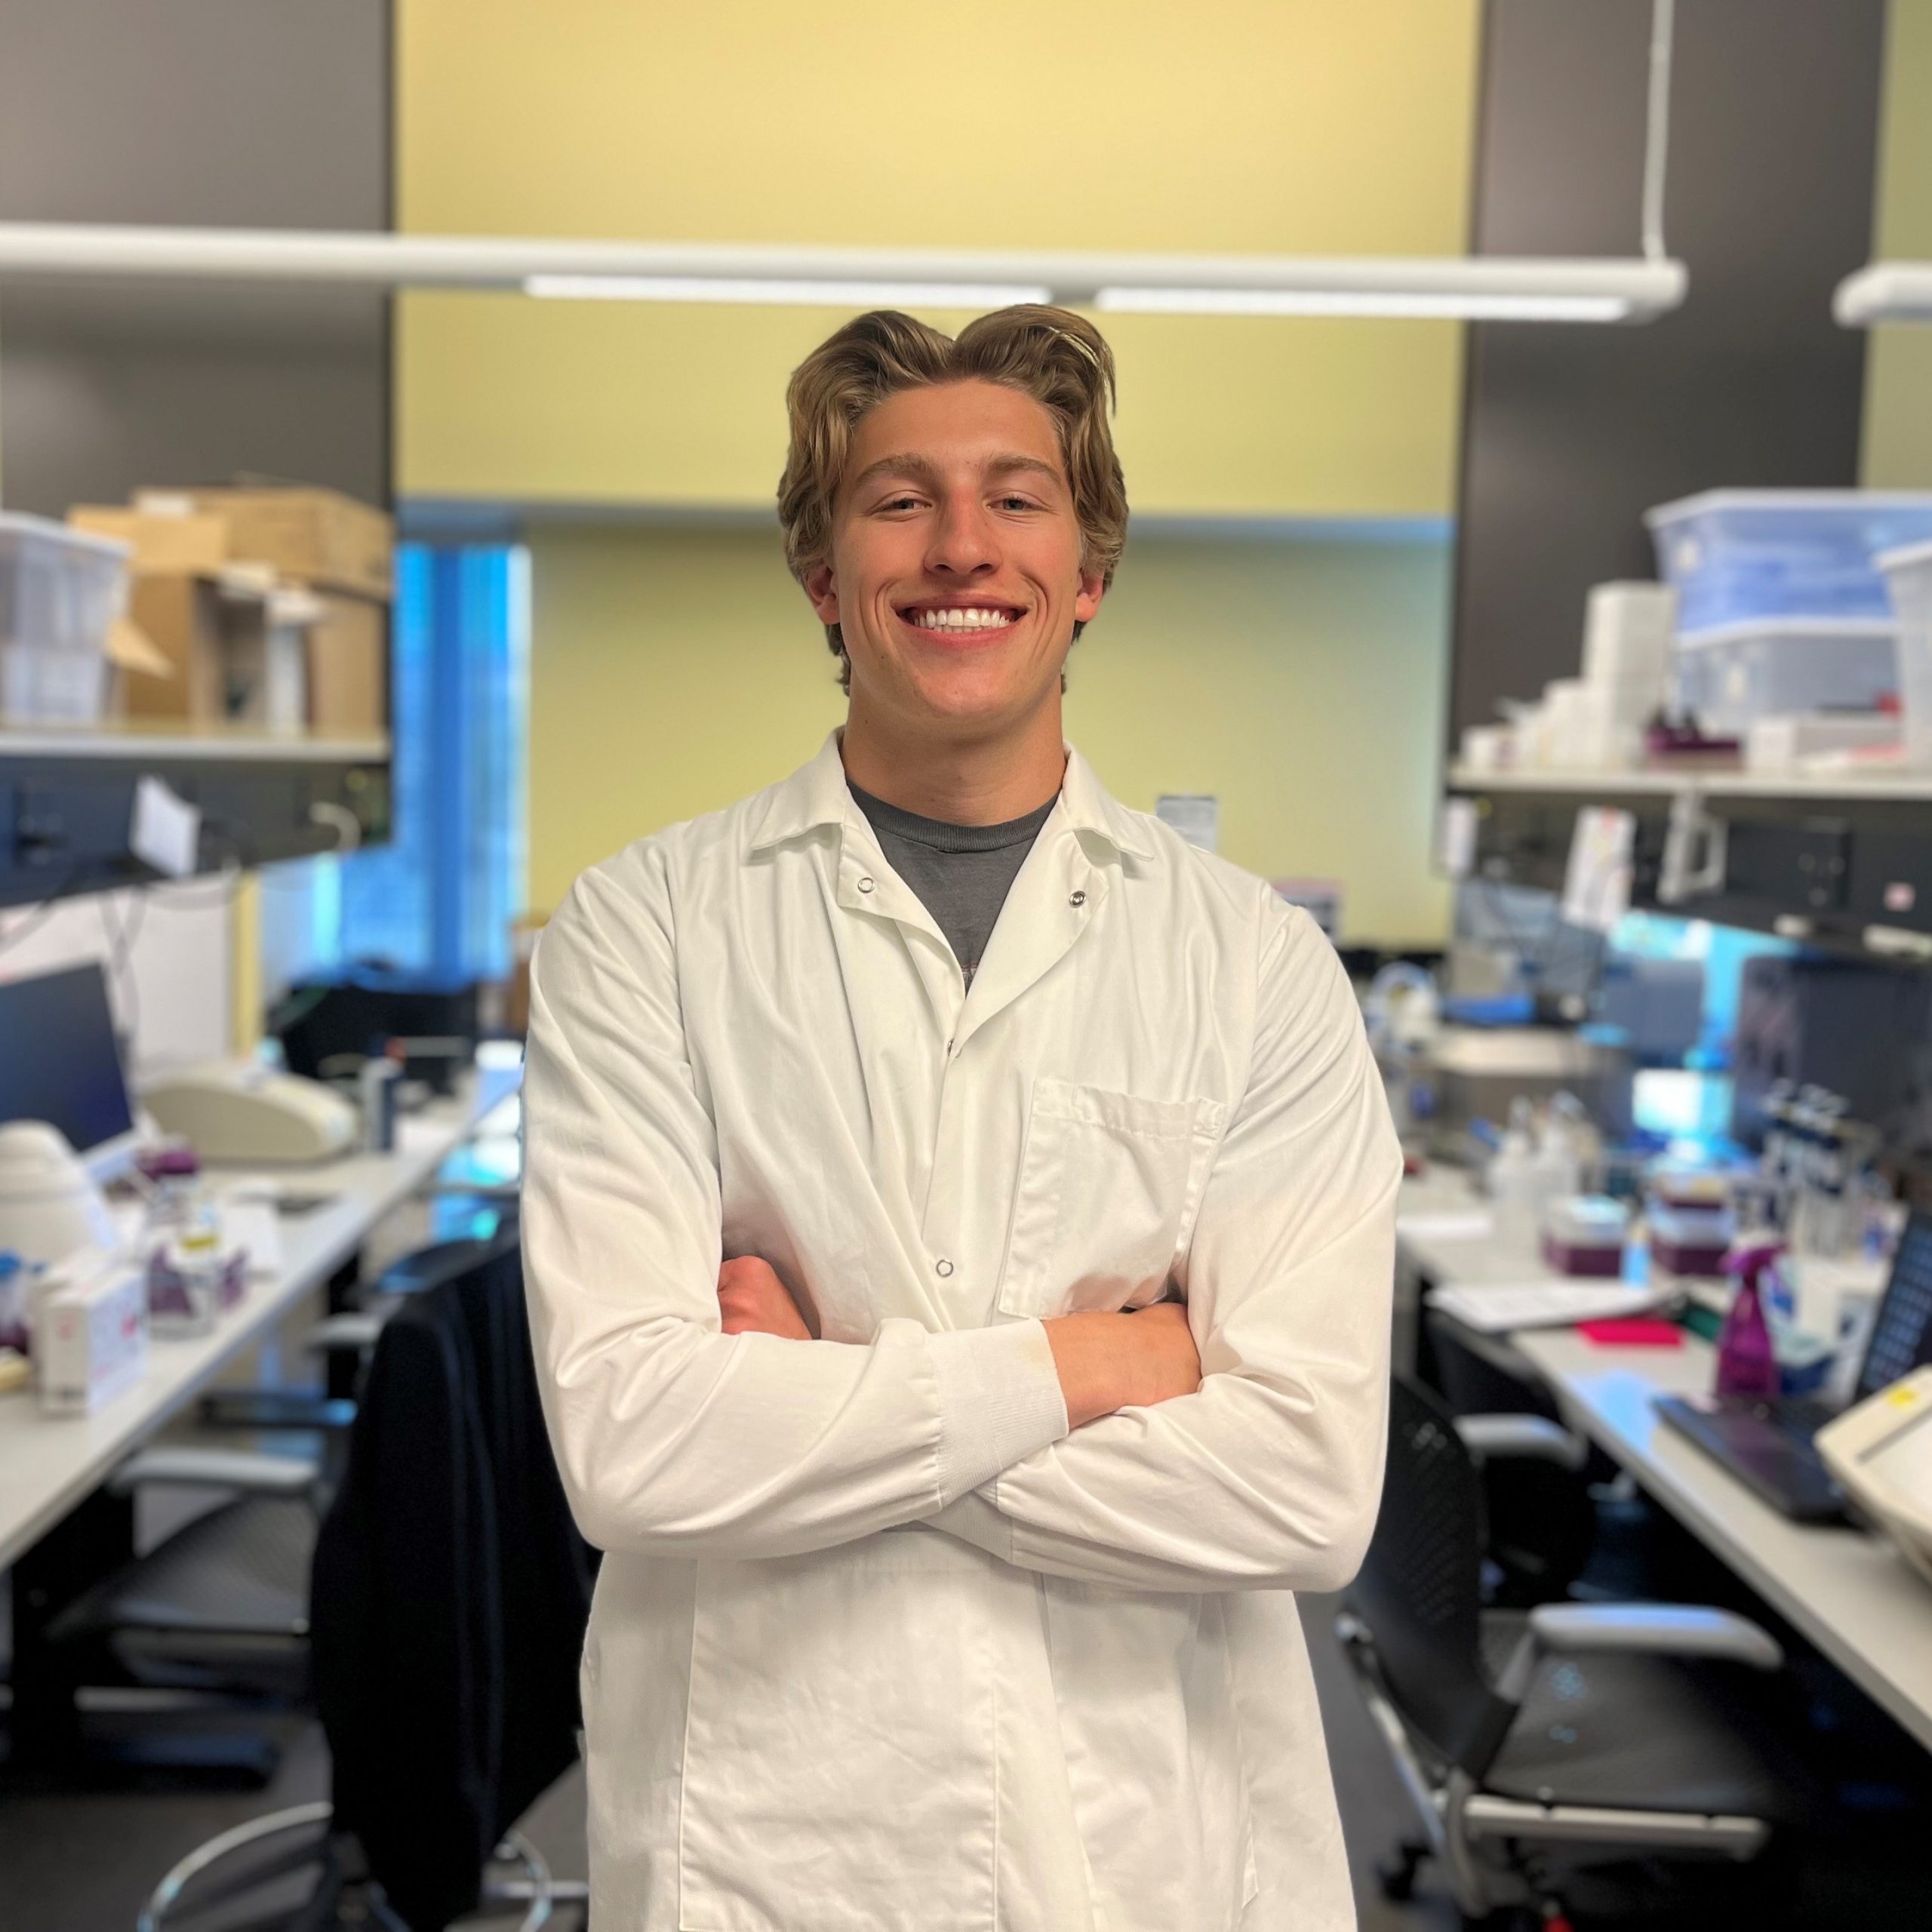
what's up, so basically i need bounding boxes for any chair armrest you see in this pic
[1494,1601,1783,1700]
[1454,1413,1588,1472]
[109,1446,319,1497]
[306,1312,386,1355]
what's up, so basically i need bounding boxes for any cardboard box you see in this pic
[69,506,229,576]
[117,569,314,730]
[305,588,388,735]
[138,487,392,600]
[119,573,228,723]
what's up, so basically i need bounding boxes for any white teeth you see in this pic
[911,607,1014,630]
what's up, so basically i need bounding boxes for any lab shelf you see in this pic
[1446,764,1932,958]
[0,731,392,909]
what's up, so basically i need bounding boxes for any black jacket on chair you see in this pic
[309,1236,596,1931]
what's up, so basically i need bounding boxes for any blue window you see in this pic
[263,543,528,988]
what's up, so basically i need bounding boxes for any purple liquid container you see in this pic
[1715,1240,1782,1399]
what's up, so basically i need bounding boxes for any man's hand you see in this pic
[1044,1300,1201,1429]
[717,1256,814,1340]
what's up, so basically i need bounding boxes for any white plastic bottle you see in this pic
[1488,1097,1545,1252]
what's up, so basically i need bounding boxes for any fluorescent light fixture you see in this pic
[1096,254,1684,324]
[0,223,1687,325]
[524,273,1051,308]
[1100,287,1628,322]
[1833,263,1932,327]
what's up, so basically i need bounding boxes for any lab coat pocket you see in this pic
[678,1535,998,1931]
[998,1078,1225,1318]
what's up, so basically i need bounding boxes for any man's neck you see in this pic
[839,697,1066,826]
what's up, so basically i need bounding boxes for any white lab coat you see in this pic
[523,731,1401,1932]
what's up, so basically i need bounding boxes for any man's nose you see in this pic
[925,495,999,577]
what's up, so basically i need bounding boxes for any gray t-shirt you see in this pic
[848,781,1057,988]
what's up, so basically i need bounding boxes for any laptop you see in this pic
[1656,1211,1932,1524]
[0,961,141,1183]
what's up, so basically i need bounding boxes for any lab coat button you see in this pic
[1069,889,1087,907]
[857,875,875,894]
[934,1257,955,1278]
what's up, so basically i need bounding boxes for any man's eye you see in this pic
[878,495,924,512]
[995,495,1039,512]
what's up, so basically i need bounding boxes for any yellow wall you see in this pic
[395,0,1480,519]
[528,524,1452,943]
[1863,0,1932,488]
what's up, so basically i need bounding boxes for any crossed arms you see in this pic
[521,854,1401,1595]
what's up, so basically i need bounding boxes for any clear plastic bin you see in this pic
[1880,540,1932,767]
[1670,617,1898,734]
[1646,490,1932,635]
[0,513,131,724]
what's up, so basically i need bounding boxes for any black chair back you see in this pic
[1348,1375,1515,1777]
[309,1230,595,1932]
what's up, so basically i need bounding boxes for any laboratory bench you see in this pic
[1395,1168,1932,1754]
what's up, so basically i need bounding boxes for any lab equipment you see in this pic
[1426,1025,1634,1150]
[1644,489,1932,632]
[1817,1366,1932,1589]
[1715,1241,1782,1399]
[0,961,140,1180]
[1879,539,1932,765]
[1669,617,1898,735]
[1654,1207,1932,1521]
[1647,1201,1735,1275]
[1592,954,1706,1063]
[0,1121,118,1270]
[1730,955,1932,1149]
[140,1062,358,1164]
[35,1254,148,1415]
[1542,1195,1631,1276]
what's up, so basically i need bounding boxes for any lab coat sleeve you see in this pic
[928,900,1401,1593]
[522,850,1069,1562]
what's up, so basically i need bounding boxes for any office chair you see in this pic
[27,1238,517,1784]
[140,1232,596,1932]
[1339,1375,1815,1926]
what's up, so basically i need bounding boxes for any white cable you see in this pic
[308,801,362,854]
[1641,0,1677,262]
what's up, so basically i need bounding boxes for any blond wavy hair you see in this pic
[777,305,1128,689]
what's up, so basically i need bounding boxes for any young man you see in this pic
[523,306,1401,1931]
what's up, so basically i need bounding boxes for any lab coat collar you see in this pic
[746,730,1155,864]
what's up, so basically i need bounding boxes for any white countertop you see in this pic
[0,1064,519,1574]
[1396,1168,1932,1753]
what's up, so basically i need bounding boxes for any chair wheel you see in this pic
[1376,1838,1428,1901]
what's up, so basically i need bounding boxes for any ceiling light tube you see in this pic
[0,223,1687,325]
[1833,263,1932,327]
[524,274,1053,308]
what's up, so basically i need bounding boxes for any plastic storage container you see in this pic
[1880,540,1932,766]
[1670,617,1898,734]
[1646,491,1932,635]
[0,514,131,724]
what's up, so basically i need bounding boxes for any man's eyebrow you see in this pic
[847,451,1066,495]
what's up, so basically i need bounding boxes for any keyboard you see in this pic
[1654,1393,1848,1523]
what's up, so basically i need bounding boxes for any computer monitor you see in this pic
[0,961,139,1180]
[1858,1211,1932,1402]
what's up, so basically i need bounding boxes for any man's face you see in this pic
[804,379,1105,735]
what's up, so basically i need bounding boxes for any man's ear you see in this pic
[1074,565,1106,626]
[803,561,841,626]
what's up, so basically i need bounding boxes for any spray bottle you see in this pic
[1715,1238,1783,1400]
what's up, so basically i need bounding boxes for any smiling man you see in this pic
[523,306,1401,1931]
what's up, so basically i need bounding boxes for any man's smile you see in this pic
[897,598,1026,643]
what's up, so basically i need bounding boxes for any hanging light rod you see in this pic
[1833,263,1932,327]
[0,222,1686,324]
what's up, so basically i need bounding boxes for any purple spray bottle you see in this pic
[1715,1238,1783,1400]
